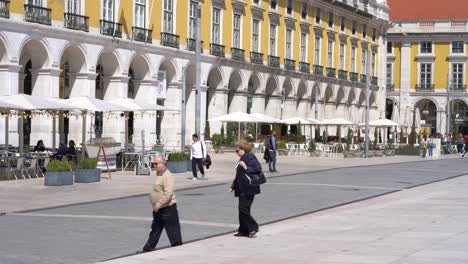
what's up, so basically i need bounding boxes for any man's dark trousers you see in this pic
[238,195,258,234]
[143,204,182,251]
[268,150,277,172]
[192,158,204,178]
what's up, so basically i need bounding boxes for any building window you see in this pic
[301,2,307,20]
[340,16,345,32]
[328,11,333,28]
[362,24,367,38]
[420,63,432,86]
[68,0,82,14]
[253,0,259,4]
[300,33,307,62]
[135,0,146,28]
[315,7,321,25]
[387,41,393,54]
[452,41,464,53]
[314,37,321,65]
[371,52,376,76]
[386,63,393,87]
[29,0,44,6]
[103,0,114,21]
[362,49,367,74]
[286,0,293,15]
[286,28,292,59]
[212,7,221,44]
[233,14,241,48]
[372,28,376,41]
[327,40,334,68]
[269,24,277,55]
[420,41,432,54]
[188,1,197,39]
[252,19,260,52]
[352,21,356,35]
[452,63,464,88]
[339,43,345,70]
[163,0,174,33]
[351,46,356,72]
[270,0,277,10]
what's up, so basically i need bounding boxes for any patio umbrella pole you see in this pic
[125,112,129,151]
[19,111,24,155]
[81,111,87,158]
[5,113,9,152]
[52,112,57,150]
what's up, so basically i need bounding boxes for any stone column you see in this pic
[101,76,129,145]
[228,90,248,113]
[207,88,229,135]
[161,82,182,150]
[438,110,447,135]
[251,93,266,114]
[283,97,298,119]
[265,95,282,119]
[399,41,412,123]
[0,64,21,147]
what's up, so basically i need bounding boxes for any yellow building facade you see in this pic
[0,0,389,149]
[387,20,468,137]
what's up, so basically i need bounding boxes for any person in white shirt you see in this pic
[190,134,206,180]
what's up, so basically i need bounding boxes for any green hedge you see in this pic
[78,158,97,170]
[168,152,190,161]
[46,160,71,172]
[395,145,420,156]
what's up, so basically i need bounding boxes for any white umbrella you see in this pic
[249,113,281,123]
[65,97,131,112]
[0,100,28,152]
[110,98,167,111]
[321,118,355,126]
[307,118,322,125]
[359,118,399,127]
[280,117,313,125]
[210,112,258,141]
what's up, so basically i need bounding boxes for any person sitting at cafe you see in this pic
[67,140,76,155]
[53,142,68,160]
[34,140,46,152]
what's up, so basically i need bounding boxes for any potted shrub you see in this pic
[277,140,288,156]
[167,152,190,173]
[75,158,100,183]
[44,160,73,186]
[308,139,321,157]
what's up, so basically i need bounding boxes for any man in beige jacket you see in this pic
[142,156,182,252]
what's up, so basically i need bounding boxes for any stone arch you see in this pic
[283,78,294,98]
[347,88,356,105]
[265,76,280,117]
[206,67,224,90]
[227,70,244,113]
[129,55,151,81]
[0,35,8,64]
[369,91,376,107]
[18,37,51,69]
[97,51,121,77]
[336,87,346,106]
[311,83,320,101]
[265,75,279,96]
[61,45,88,74]
[247,72,261,94]
[358,90,366,106]
[228,70,244,91]
[324,85,334,104]
[414,98,438,135]
[158,58,178,84]
[296,81,307,107]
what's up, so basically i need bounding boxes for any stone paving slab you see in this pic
[99,173,468,264]
[0,154,453,213]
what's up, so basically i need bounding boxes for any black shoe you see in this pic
[234,232,248,237]
[248,231,257,238]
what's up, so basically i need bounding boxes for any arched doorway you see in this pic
[265,76,279,118]
[415,99,437,137]
[247,73,261,114]
[452,99,468,134]
[205,67,224,135]
[227,70,244,113]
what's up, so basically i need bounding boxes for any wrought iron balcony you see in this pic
[64,13,89,32]
[450,84,467,91]
[415,83,435,91]
[360,74,367,83]
[338,70,348,80]
[24,4,51,25]
[284,58,296,71]
[299,62,310,73]
[231,47,245,61]
[313,65,323,76]
[100,20,122,38]
[250,52,263,65]
[161,32,180,49]
[268,55,280,68]
[386,84,395,92]
[350,72,358,82]
[0,0,10,19]
[132,27,152,43]
[187,38,203,53]
[210,43,225,57]
[371,76,378,85]
[326,67,336,78]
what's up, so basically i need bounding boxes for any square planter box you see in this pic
[45,171,74,186]
[75,169,101,183]
[167,161,189,173]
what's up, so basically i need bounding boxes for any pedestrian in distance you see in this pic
[264,130,278,173]
[229,140,262,238]
[428,136,434,158]
[141,156,182,252]
[190,134,207,180]
[34,140,46,152]
[461,135,467,158]
[457,132,463,153]
[420,136,428,158]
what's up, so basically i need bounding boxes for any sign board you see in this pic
[157,71,167,99]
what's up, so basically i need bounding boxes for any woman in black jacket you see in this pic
[229,140,262,238]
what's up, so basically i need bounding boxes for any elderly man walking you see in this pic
[142,156,182,252]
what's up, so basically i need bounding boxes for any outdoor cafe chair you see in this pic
[24,158,42,178]
[9,157,26,180]
[298,144,309,155]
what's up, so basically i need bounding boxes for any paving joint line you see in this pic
[4,157,459,214]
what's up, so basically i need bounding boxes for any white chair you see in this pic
[298,144,309,155]
[253,143,260,153]
[24,158,41,178]
[9,158,25,180]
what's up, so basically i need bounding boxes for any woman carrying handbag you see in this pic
[229,140,263,238]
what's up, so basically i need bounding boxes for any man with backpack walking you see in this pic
[190,134,206,180]
[265,131,278,173]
